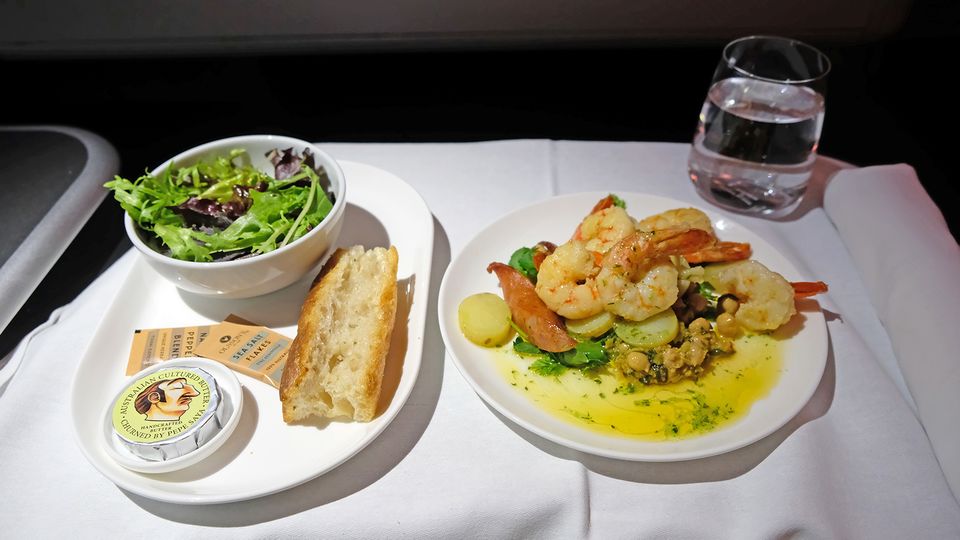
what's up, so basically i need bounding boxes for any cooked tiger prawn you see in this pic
[637,207,751,264]
[702,260,797,332]
[636,208,715,234]
[596,228,714,322]
[573,206,635,254]
[535,240,606,320]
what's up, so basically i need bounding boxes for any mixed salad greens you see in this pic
[105,148,334,262]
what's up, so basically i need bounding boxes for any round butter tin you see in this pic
[102,358,243,474]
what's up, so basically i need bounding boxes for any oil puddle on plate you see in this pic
[495,334,782,441]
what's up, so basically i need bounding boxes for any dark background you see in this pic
[1,1,957,356]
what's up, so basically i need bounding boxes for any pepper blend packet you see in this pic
[124,325,212,374]
[124,317,292,388]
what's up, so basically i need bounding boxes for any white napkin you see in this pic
[824,164,960,502]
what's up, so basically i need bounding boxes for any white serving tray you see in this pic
[71,161,433,504]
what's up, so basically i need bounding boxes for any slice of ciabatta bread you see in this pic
[280,245,399,423]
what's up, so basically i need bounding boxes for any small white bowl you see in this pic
[124,135,346,298]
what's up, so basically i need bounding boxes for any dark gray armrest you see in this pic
[0,126,119,335]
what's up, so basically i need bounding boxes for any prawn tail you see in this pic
[602,228,713,275]
[792,281,829,298]
[487,262,577,352]
[589,195,617,214]
[683,241,753,264]
[649,228,715,257]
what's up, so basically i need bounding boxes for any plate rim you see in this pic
[438,190,828,462]
[70,159,434,503]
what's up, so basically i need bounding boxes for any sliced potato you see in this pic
[458,293,514,347]
[614,309,680,349]
[565,311,616,338]
[679,265,705,281]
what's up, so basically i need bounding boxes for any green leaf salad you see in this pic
[105,148,335,262]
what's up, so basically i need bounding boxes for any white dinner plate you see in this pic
[438,192,828,461]
[71,161,434,504]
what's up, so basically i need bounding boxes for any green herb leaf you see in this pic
[513,337,545,356]
[514,334,610,376]
[557,340,608,368]
[610,194,626,208]
[529,356,567,376]
[508,246,538,282]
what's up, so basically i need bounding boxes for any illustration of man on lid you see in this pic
[134,378,200,421]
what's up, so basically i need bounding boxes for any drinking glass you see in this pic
[688,36,831,215]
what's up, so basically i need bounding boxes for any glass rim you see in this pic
[722,35,831,85]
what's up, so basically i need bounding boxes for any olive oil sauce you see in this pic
[495,334,782,440]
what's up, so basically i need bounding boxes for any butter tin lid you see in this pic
[102,358,243,474]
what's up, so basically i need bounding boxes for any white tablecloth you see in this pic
[2,141,958,538]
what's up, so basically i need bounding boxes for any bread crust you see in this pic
[280,246,398,423]
[279,248,347,419]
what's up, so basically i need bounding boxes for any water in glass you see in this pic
[689,76,825,214]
